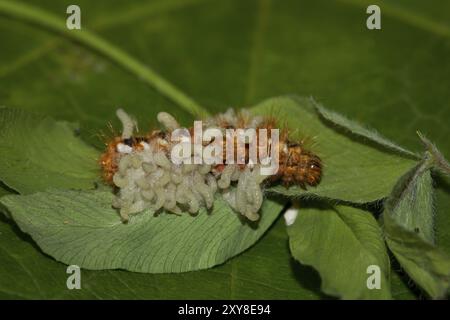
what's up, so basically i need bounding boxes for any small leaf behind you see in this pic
[383,160,450,299]
[314,100,417,158]
[0,107,99,194]
[288,204,391,299]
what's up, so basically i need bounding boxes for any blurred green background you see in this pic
[0,0,449,299]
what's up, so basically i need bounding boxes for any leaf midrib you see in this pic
[0,0,208,117]
[0,0,208,79]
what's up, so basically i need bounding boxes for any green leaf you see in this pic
[287,204,391,299]
[0,0,207,118]
[314,101,417,158]
[0,107,99,194]
[1,0,449,300]
[252,96,417,203]
[0,213,323,299]
[383,160,450,298]
[0,189,282,273]
[385,162,435,243]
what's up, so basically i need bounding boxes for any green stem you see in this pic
[0,0,209,117]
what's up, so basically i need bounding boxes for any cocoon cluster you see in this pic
[109,109,268,222]
[101,107,322,222]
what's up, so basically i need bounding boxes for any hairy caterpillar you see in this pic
[100,109,322,222]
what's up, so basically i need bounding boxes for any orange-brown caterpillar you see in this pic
[100,109,321,221]
[101,113,321,188]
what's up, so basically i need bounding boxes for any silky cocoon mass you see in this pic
[111,109,268,221]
